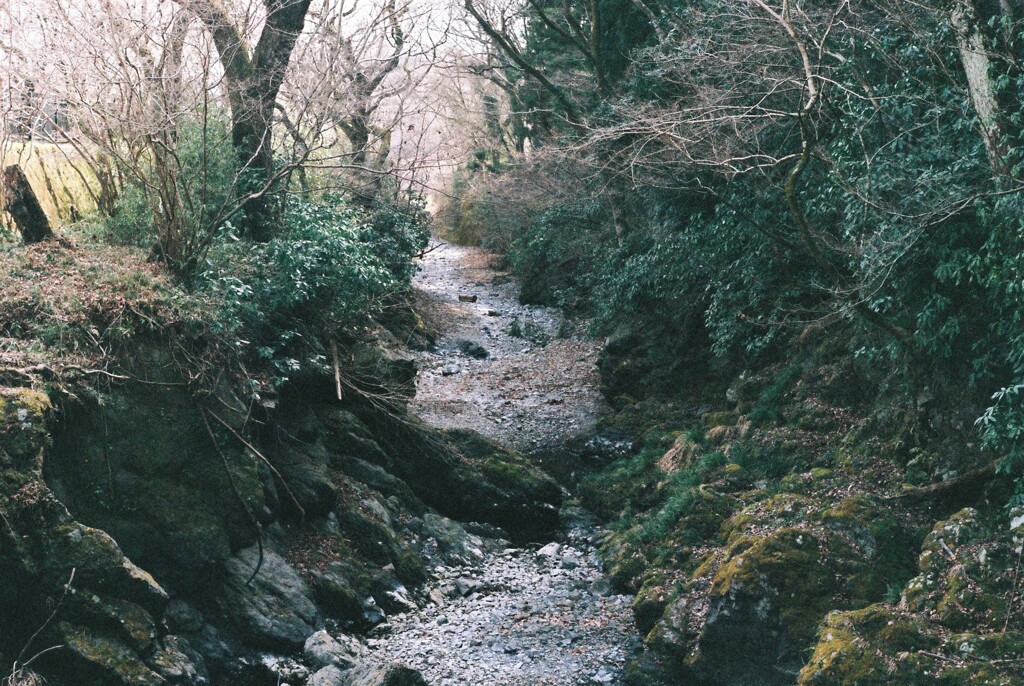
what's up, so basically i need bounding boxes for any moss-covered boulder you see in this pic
[354,408,564,541]
[46,386,266,589]
[799,507,1024,686]
[0,385,204,686]
[902,508,1008,625]
[798,604,1021,686]
[797,606,938,685]
[691,528,835,685]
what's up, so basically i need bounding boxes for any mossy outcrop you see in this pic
[798,508,1024,685]
[0,386,188,685]
[584,360,967,686]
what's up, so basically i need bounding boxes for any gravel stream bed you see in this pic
[364,522,638,685]
[352,240,638,685]
[409,240,609,452]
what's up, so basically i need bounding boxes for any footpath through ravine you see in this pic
[363,240,640,685]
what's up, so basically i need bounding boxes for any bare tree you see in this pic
[177,0,314,240]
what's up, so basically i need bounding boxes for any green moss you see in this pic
[0,388,52,461]
[393,549,427,585]
[720,512,754,545]
[799,606,1022,686]
[59,623,163,686]
[712,528,835,643]
[798,606,940,685]
[632,570,682,634]
[945,631,1024,661]
[69,595,157,652]
[815,496,919,602]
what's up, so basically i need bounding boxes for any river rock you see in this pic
[309,665,347,686]
[346,662,428,686]
[305,630,366,670]
[147,635,210,685]
[218,546,322,650]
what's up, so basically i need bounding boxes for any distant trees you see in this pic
[459,0,1024,424]
[1,0,499,272]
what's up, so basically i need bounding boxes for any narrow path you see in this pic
[364,240,637,685]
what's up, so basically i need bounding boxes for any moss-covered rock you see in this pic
[710,527,835,643]
[58,623,164,686]
[797,606,938,685]
[46,387,265,588]
[0,387,52,463]
[800,506,1024,686]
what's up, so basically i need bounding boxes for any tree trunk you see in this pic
[179,0,312,242]
[950,0,1023,179]
[2,165,53,244]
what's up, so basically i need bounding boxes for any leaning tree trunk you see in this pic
[2,164,53,244]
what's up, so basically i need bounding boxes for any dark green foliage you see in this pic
[361,195,431,285]
[472,0,1024,506]
[510,200,607,309]
[203,195,429,387]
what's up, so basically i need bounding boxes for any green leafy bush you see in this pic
[203,196,422,386]
[360,195,431,284]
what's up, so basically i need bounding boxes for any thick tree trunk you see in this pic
[179,0,312,242]
[2,164,53,244]
[339,113,380,208]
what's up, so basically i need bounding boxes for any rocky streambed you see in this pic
[0,239,639,686]
[410,240,609,452]
[325,241,637,685]
[363,514,637,686]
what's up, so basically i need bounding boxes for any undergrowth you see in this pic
[0,191,430,397]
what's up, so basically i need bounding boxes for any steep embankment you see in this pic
[574,355,1024,685]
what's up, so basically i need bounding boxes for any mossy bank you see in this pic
[573,343,1022,686]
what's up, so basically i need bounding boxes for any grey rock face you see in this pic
[164,599,204,634]
[218,547,322,650]
[308,665,347,686]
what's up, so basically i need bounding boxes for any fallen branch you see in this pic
[889,461,999,507]
[330,339,343,402]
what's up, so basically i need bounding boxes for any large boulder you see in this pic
[217,547,322,650]
[46,384,265,589]
[0,388,179,685]
[346,662,428,686]
[694,528,835,685]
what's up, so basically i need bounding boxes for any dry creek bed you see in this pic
[355,241,638,685]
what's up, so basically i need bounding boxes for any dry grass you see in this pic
[0,238,210,371]
[3,662,48,686]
